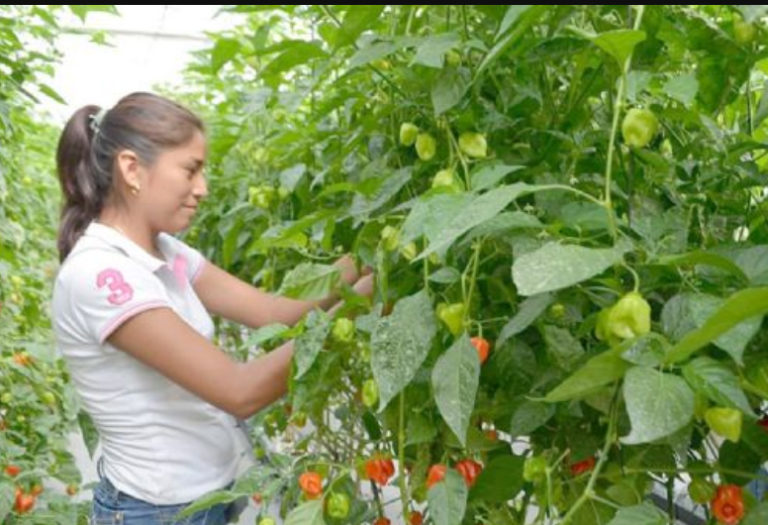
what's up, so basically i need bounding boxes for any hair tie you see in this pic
[88,108,108,135]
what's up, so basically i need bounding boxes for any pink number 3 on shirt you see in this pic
[97,269,134,305]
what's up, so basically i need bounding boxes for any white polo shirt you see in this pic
[51,221,251,505]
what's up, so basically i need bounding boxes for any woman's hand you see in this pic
[333,254,358,286]
[333,254,373,287]
[352,273,374,299]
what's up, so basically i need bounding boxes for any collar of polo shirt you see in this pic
[84,221,171,273]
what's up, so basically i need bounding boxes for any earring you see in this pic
[130,185,140,196]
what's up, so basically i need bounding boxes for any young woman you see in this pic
[52,92,373,524]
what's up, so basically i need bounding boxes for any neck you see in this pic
[97,209,163,259]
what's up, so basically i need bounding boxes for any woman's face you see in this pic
[142,129,208,234]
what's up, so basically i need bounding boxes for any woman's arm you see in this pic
[107,273,374,419]
[193,254,366,328]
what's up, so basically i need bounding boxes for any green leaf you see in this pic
[620,334,670,367]
[544,348,629,402]
[605,477,646,506]
[487,340,537,397]
[349,41,398,68]
[512,241,630,296]
[284,499,326,525]
[754,80,768,130]
[175,490,242,520]
[278,263,340,301]
[279,163,306,192]
[461,211,542,246]
[261,41,327,82]
[663,72,698,107]
[52,450,82,484]
[621,367,694,444]
[362,410,382,440]
[509,398,555,438]
[428,267,461,284]
[38,83,66,104]
[401,193,473,248]
[245,323,291,347]
[78,410,99,459]
[742,419,768,460]
[428,470,468,525]
[412,33,460,68]
[0,482,12,524]
[497,293,553,346]
[726,245,768,285]
[744,502,768,525]
[406,412,437,446]
[221,218,243,268]
[541,325,585,372]
[469,455,525,503]
[416,183,536,261]
[334,5,385,49]
[371,290,436,409]
[654,251,749,283]
[293,310,331,380]
[665,288,768,364]
[497,6,531,38]
[559,202,610,231]
[211,37,241,74]
[570,498,616,525]
[591,29,647,67]
[254,211,333,252]
[432,67,469,115]
[231,465,279,494]
[737,5,768,24]
[479,6,548,74]
[719,439,761,485]
[68,5,118,22]
[660,294,698,342]
[605,503,666,525]
[348,167,412,225]
[432,334,480,447]
[470,163,525,191]
[682,357,753,415]
[624,71,653,103]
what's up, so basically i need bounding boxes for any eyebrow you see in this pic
[187,158,204,168]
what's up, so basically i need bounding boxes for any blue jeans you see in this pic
[748,466,768,502]
[91,459,246,524]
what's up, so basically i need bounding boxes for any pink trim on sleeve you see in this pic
[191,259,207,284]
[172,254,189,289]
[99,300,170,344]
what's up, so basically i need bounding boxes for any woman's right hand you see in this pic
[352,273,375,299]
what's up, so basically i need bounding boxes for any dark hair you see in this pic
[55,92,204,262]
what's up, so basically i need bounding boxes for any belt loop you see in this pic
[96,456,105,480]
[97,456,121,500]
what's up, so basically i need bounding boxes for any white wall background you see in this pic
[41,5,241,126]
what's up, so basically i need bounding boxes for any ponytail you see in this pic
[56,104,107,263]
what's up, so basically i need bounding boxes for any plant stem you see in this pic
[603,5,646,241]
[397,392,411,519]
[464,240,483,330]
[560,385,619,525]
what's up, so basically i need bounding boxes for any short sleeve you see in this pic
[159,233,208,284]
[57,250,172,344]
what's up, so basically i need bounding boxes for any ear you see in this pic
[115,149,143,189]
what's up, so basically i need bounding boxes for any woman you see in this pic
[51,92,373,524]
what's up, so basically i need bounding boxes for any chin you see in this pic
[163,221,188,235]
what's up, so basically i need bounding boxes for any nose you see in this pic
[193,171,208,201]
